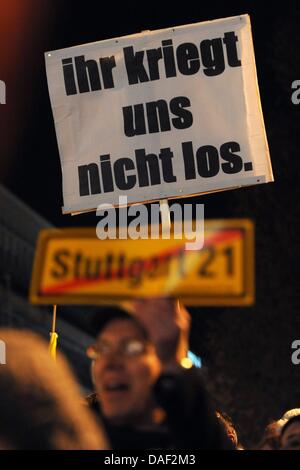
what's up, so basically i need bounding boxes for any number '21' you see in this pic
[198,246,234,277]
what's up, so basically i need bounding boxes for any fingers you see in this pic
[128,297,191,367]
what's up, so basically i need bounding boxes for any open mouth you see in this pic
[103,382,130,393]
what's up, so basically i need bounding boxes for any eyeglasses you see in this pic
[86,338,148,360]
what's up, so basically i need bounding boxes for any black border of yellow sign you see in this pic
[29,219,254,306]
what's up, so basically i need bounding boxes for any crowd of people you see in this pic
[0,298,299,450]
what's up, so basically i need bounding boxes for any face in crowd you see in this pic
[88,318,162,426]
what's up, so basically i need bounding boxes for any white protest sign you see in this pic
[45,15,273,214]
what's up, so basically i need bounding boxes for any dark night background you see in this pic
[1,0,300,447]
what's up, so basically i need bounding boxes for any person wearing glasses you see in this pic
[86,298,233,450]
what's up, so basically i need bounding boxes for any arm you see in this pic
[130,298,234,449]
[130,298,190,369]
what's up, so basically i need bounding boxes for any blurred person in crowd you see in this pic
[0,329,108,450]
[277,408,300,429]
[216,411,240,449]
[279,412,300,450]
[256,409,300,450]
[256,420,280,450]
[86,298,234,449]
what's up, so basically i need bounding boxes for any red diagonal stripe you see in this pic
[41,229,241,294]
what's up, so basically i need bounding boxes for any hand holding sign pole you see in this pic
[130,298,191,368]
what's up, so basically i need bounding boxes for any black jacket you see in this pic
[87,366,234,450]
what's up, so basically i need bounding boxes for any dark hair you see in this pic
[89,305,148,339]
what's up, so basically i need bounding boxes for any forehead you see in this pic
[97,318,146,342]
